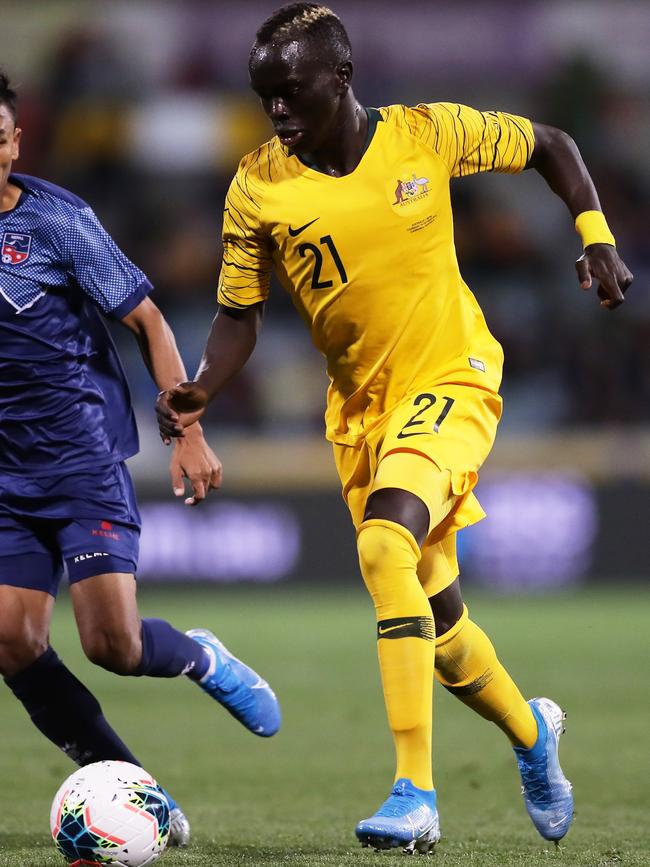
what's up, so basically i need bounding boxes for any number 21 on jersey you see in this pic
[298,235,347,290]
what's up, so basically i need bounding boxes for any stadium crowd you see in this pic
[8,3,650,434]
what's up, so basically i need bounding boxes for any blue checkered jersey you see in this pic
[0,174,151,475]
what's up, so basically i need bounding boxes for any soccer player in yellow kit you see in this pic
[156,2,634,853]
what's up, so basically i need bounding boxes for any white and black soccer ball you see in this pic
[50,760,170,866]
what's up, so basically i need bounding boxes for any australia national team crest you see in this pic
[1,232,32,265]
[393,173,430,206]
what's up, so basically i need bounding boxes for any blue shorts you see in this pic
[0,462,141,596]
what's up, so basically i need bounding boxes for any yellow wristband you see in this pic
[575,210,616,249]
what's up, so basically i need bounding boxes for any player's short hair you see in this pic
[251,3,351,68]
[0,71,18,123]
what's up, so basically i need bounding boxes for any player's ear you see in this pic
[336,61,353,93]
[12,126,21,160]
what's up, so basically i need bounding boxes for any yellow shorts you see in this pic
[333,383,502,596]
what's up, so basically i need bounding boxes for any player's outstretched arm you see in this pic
[121,297,222,505]
[156,301,264,441]
[527,122,633,309]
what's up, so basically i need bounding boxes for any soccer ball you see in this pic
[50,761,170,866]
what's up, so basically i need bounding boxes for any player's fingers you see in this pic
[598,274,625,309]
[188,476,206,505]
[157,416,184,438]
[619,267,634,294]
[156,394,184,439]
[575,255,592,290]
[155,391,179,422]
[170,465,185,497]
[210,465,223,490]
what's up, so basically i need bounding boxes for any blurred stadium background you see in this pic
[2,3,650,864]
[3,0,650,588]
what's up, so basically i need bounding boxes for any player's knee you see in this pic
[0,629,49,677]
[81,627,142,675]
[357,520,421,618]
[357,523,383,579]
[357,521,411,580]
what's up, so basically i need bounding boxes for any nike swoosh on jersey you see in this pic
[288,218,320,236]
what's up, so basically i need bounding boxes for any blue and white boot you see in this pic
[160,791,190,847]
[514,697,574,841]
[169,807,191,847]
[355,778,440,854]
[186,628,281,737]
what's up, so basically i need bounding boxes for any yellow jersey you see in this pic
[218,102,534,446]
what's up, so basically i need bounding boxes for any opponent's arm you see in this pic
[155,301,264,440]
[527,123,633,308]
[121,296,222,504]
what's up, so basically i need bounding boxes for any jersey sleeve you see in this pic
[217,155,273,309]
[393,102,534,178]
[64,206,152,319]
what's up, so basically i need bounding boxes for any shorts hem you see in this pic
[0,553,61,596]
[67,555,137,584]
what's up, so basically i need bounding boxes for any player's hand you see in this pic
[575,244,633,310]
[169,423,222,506]
[156,382,209,444]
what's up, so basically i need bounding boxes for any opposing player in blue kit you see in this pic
[0,72,281,846]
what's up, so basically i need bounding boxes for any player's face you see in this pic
[0,104,21,197]
[249,40,349,154]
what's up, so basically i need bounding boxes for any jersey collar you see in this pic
[0,175,28,220]
[296,107,382,176]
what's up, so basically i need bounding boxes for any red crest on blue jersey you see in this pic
[1,232,32,265]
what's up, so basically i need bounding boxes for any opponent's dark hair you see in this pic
[0,71,17,123]
[251,3,351,67]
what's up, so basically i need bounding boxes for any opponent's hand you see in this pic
[156,382,209,444]
[169,424,222,506]
[576,244,633,310]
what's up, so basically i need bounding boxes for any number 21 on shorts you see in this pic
[397,393,455,439]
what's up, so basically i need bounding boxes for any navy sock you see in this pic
[4,646,141,766]
[136,618,209,680]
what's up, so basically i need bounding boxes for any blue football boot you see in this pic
[186,628,281,737]
[514,697,574,841]
[355,778,440,854]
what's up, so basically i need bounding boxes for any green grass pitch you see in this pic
[0,585,648,866]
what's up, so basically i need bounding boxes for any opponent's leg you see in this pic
[70,570,280,737]
[354,483,439,853]
[70,571,206,678]
[0,583,143,766]
[0,581,191,845]
[0,581,53,676]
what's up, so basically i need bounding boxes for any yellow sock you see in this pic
[434,606,537,749]
[357,518,435,790]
